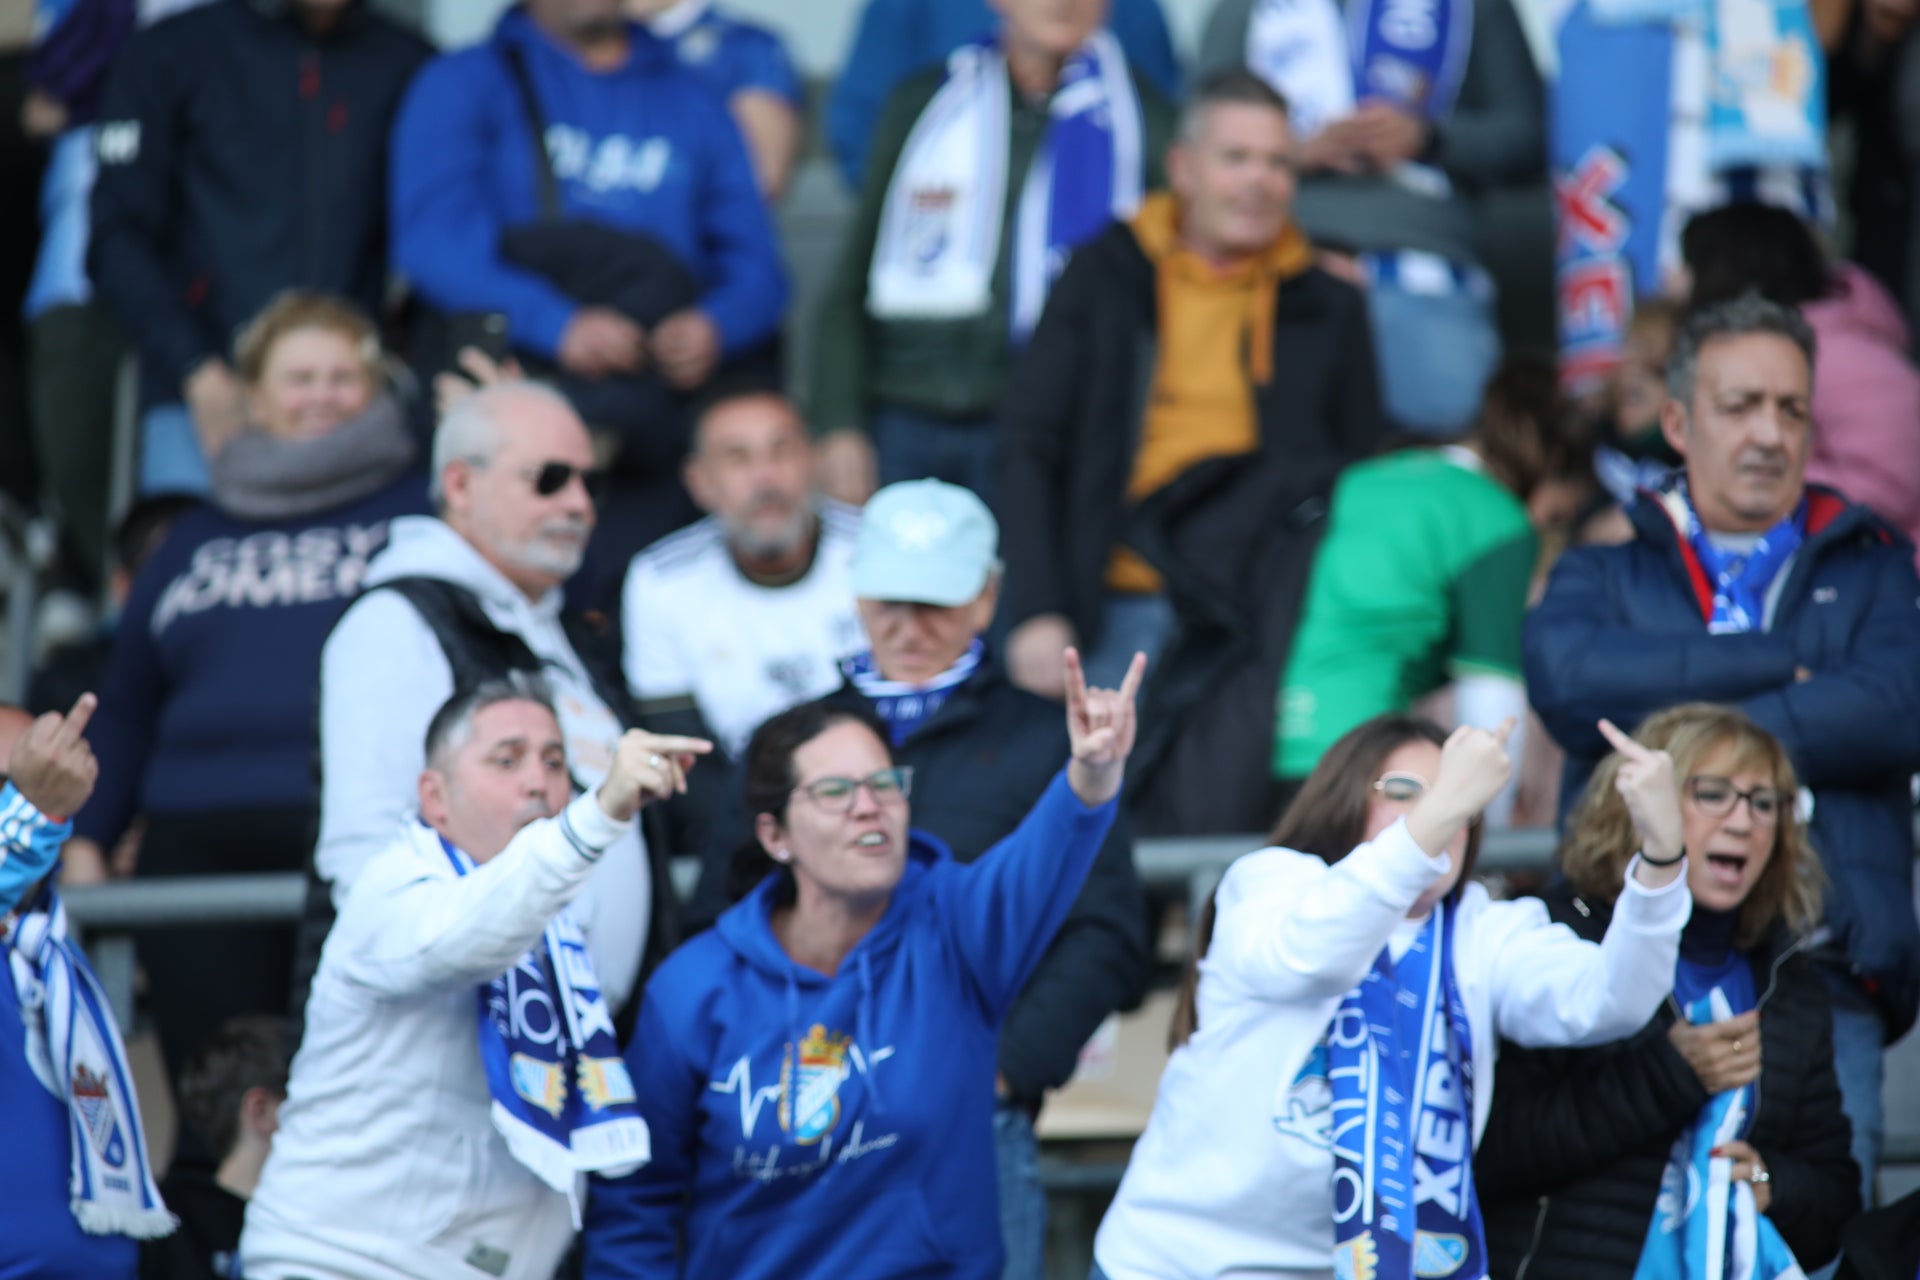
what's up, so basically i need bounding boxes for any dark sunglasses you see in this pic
[523,460,606,500]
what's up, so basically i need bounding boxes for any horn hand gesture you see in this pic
[1064,649,1145,808]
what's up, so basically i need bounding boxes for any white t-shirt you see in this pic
[621,503,866,757]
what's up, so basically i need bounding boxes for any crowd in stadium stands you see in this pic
[3,0,1920,1277]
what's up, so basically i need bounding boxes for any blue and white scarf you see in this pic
[868,31,1144,342]
[844,640,984,746]
[1248,0,1474,142]
[1328,900,1487,1280]
[1549,0,1826,388]
[1679,484,1805,634]
[7,894,174,1238]
[1635,990,1805,1280]
[437,834,649,1222]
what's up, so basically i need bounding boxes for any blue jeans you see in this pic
[1365,278,1502,438]
[1082,592,1176,690]
[140,402,212,496]
[995,1104,1046,1280]
[1823,966,1885,1209]
[25,129,98,321]
[872,405,998,509]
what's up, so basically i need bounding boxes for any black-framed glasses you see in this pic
[1685,775,1782,826]
[792,767,915,814]
[523,460,606,499]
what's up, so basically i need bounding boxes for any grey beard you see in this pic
[728,505,814,562]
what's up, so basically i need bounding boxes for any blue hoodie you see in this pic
[582,770,1116,1279]
[389,7,787,360]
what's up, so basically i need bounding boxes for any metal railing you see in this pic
[57,829,1570,1029]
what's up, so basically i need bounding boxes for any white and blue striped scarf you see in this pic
[867,30,1143,342]
[7,893,174,1239]
[1635,990,1805,1280]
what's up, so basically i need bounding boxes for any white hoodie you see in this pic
[241,792,633,1280]
[315,515,649,1007]
[1093,818,1692,1280]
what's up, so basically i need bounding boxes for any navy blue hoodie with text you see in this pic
[582,770,1116,1279]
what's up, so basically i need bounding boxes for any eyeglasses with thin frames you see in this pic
[1685,775,1782,826]
[791,767,915,814]
[1372,771,1482,826]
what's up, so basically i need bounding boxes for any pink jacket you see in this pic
[1805,264,1920,567]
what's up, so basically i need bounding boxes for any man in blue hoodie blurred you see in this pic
[389,0,789,595]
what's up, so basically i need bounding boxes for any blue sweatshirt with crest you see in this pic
[389,7,787,361]
[582,770,1115,1279]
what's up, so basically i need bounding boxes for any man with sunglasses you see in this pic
[796,479,1148,1280]
[312,381,673,1020]
[1527,293,1920,1209]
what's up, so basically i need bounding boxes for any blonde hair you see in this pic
[232,290,385,389]
[1559,703,1822,948]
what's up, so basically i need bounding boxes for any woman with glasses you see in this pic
[1091,711,1692,1280]
[582,650,1145,1279]
[1477,703,1858,1279]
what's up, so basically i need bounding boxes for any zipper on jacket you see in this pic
[1665,933,1811,1140]
[1513,1195,1550,1280]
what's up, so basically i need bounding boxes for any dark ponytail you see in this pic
[725,699,895,905]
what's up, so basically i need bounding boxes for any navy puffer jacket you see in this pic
[1524,482,1920,1038]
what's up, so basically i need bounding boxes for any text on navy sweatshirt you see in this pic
[75,471,429,848]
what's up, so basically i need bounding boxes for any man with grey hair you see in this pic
[246,677,707,1280]
[311,380,670,1014]
[1526,291,1920,1205]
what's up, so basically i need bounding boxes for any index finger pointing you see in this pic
[641,735,713,756]
[1491,715,1517,746]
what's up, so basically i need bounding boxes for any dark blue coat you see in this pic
[1525,484,1920,1038]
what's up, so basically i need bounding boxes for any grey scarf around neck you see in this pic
[210,393,417,521]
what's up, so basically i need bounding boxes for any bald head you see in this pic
[435,382,599,600]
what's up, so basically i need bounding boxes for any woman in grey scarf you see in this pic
[64,291,429,1078]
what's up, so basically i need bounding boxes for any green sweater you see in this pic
[1275,448,1537,778]
[810,65,1175,433]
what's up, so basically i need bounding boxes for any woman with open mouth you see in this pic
[1477,702,1859,1279]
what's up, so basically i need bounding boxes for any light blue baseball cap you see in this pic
[850,480,1000,607]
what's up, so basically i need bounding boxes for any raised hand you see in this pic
[1598,718,1684,866]
[1406,718,1514,859]
[8,694,101,820]
[1064,648,1145,808]
[597,731,713,822]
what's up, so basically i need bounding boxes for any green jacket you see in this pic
[809,64,1176,433]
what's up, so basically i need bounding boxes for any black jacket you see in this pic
[1525,484,1920,1037]
[996,220,1383,836]
[1477,885,1860,1279]
[89,0,430,398]
[1836,1186,1920,1280]
[687,661,1150,1104]
[996,218,1385,649]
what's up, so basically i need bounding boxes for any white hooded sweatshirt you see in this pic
[242,792,633,1280]
[1094,817,1692,1280]
[313,515,649,1007]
